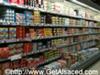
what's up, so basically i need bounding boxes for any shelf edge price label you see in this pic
[8,54,22,61]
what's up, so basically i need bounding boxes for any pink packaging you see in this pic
[9,0,19,4]
[18,0,24,5]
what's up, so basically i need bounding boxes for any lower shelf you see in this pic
[37,55,62,68]
[70,51,100,70]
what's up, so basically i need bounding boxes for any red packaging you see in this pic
[18,0,24,5]
[23,43,32,54]
[10,61,20,69]
[16,26,25,39]
[0,47,10,58]
[27,59,33,68]
[40,55,45,61]
[32,60,37,67]
[20,59,28,68]
[26,58,38,68]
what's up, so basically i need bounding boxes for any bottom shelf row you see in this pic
[0,47,100,75]
[40,48,100,70]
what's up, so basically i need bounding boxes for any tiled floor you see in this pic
[89,61,100,70]
[88,60,100,75]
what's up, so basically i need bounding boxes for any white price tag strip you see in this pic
[8,54,22,61]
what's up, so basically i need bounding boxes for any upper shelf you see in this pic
[39,9,99,22]
[0,2,99,22]
[0,2,33,10]
[70,0,100,13]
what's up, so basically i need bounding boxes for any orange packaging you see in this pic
[23,43,33,54]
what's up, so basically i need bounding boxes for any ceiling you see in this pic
[91,0,100,6]
[77,0,100,10]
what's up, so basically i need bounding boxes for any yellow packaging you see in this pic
[44,28,52,37]
[33,10,41,24]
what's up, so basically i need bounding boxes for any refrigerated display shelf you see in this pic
[70,51,100,70]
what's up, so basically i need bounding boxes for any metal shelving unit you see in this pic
[0,2,99,22]
[0,39,97,63]
[0,2,33,10]
[0,24,100,28]
[37,55,62,68]
[0,0,100,71]
[0,32,99,45]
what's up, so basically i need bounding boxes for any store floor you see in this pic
[88,60,100,75]
[89,60,100,70]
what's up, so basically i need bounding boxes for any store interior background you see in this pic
[0,0,100,75]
